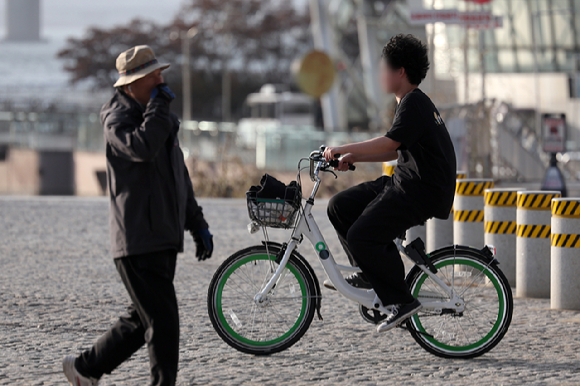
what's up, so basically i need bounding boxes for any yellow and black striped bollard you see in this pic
[515,190,561,298]
[484,188,520,287]
[551,198,580,310]
[453,178,494,248]
[382,160,397,177]
[382,160,426,246]
[426,171,467,251]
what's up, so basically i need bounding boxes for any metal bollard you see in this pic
[426,217,450,251]
[550,198,580,310]
[453,178,494,248]
[484,188,519,287]
[381,160,425,246]
[426,171,467,252]
[382,160,397,177]
[405,223,426,247]
[515,190,561,298]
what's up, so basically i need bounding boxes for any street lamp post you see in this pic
[222,33,232,123]
[181,27,198,122]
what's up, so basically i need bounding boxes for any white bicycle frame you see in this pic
[254,154,466,315]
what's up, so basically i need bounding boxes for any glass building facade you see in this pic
[432,0,580,76]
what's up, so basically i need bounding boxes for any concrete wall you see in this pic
[0,148,39,194]
[74,151,106,196]
[0,148,106,196]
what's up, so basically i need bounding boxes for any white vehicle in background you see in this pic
[237,84,317,149]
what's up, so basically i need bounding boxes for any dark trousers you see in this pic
[75,249,179,386]
[327,176,428,306]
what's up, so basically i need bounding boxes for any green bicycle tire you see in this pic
[405,247,513,359]
[207,245,317,355]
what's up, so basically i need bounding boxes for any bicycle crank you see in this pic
[358,305,389,325]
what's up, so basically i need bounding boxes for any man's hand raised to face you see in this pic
[150,83,176,102]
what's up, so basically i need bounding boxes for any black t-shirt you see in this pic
[385,88,456,219]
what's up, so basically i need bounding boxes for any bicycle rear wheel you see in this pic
[207,245,317,355]
[405,246,513,359]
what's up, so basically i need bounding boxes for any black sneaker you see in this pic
[323,273,373,291]
[376,299,422,333]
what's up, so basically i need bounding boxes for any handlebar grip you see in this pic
[328,159,356,171]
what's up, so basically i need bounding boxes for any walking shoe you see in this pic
[63,355,99,386]
[376,299,422,333]
[323,273,373,291]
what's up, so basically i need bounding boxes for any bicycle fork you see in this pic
[254,238,299,305]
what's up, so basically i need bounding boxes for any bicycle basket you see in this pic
[246,175,302,229]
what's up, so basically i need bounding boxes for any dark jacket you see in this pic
[101,89,207,258]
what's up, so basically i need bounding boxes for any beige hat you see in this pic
[113,45,170,87]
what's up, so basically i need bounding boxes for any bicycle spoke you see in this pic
[411,257,505,351]
[218,256,307,344]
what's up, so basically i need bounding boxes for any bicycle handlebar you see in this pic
[328,159,356,171]
[308,146,356,182]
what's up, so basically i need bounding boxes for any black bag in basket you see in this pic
[247,174,300,202]
[247,174,301,228]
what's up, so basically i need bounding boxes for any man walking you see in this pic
[63,45,213,386]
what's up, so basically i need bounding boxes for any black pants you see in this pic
[327,176,428,306]
[75,249,179,386]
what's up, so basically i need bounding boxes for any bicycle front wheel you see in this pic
[207,245,317,355]
[405,246,513,359]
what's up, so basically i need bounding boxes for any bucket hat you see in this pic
[113,45,170,87]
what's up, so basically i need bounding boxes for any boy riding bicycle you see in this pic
[323,34,457,332]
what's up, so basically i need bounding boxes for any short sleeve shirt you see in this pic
[385,88,457,219]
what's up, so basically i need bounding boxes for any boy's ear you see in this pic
[399,67,407,80]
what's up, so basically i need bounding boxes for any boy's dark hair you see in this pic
[382,34,429,85]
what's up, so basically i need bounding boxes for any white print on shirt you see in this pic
[434,112,444,126]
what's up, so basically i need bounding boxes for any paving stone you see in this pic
[1,197,580,385]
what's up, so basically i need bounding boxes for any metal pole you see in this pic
[427,0,436,99]
[222,70,231,122]
[529,6,542,137]
[222,34,232,123]
[181,28,197,122]
[309,0,346,132]
[356,0,382,129]
[463,31,469,103]
[479,29,486,101]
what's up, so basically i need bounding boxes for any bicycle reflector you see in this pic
[484,244,497,257]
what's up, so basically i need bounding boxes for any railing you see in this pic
[178,121,377,171]
[1,101,573,177]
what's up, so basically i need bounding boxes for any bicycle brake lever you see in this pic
[323,168,338,179]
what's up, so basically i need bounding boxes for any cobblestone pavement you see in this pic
[1,197,580,386]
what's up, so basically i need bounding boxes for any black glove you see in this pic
[150,83,175,102]
[191,228,213,261]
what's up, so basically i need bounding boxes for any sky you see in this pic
[0,0,188,93]
[0,0,309,98]
[0,0,185,40]
[0,0,308,99]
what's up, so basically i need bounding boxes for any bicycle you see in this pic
[207,146,513,359]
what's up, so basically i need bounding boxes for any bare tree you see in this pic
[57,1,311,120]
